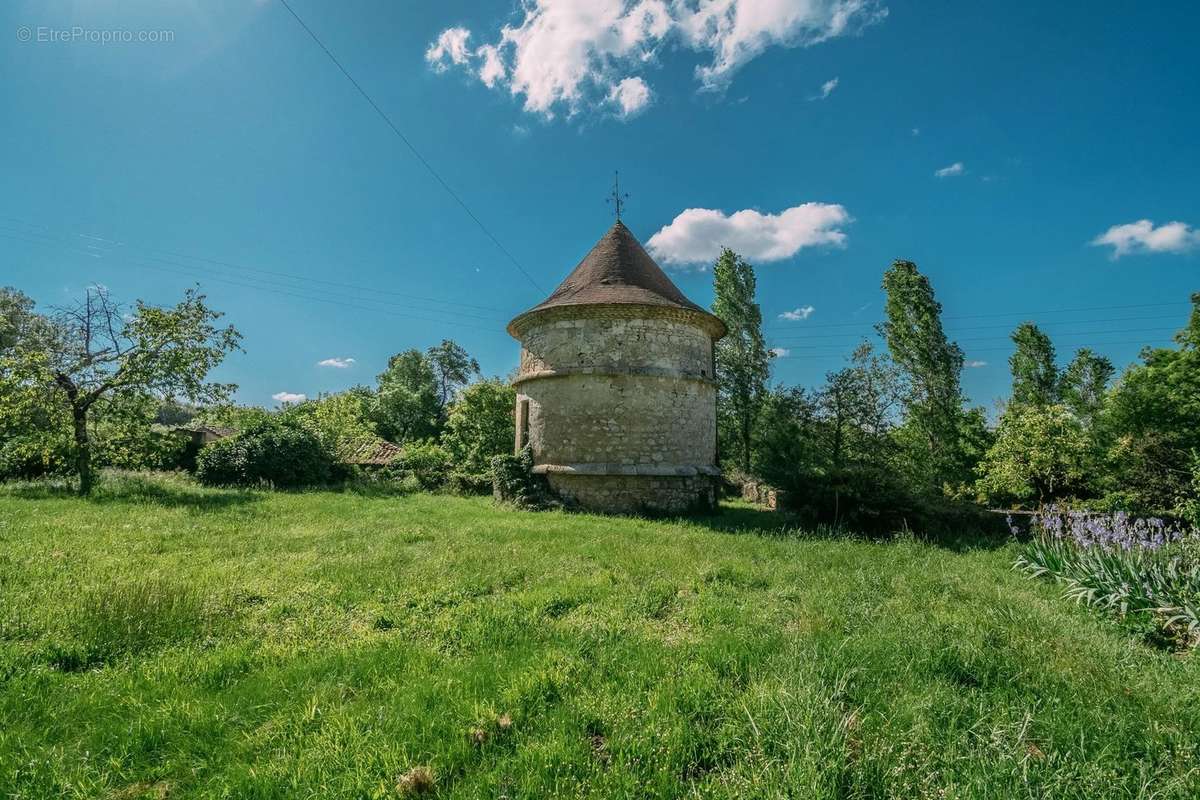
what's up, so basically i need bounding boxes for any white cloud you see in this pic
[647,202,851,266]
[608,76,652,117]
[811,76,838,100]
[476,43,506,87]
[779,305,815,321]
[770,347,791,357]
[272,392,306,405]
[1090,219,1200,258]
[965,360,987,368]
[935,162,965,178]
[317,357,356,369]
[680,1,887,90]
[426,0,886,119]
[425,27,472,71]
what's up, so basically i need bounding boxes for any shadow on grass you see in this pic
[3,471,262,512]
[677,500,1011,552]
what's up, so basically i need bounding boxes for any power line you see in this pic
[768,314,1191,342]
[769,324,1184,347]
[274,0,544,294]
[0,218,513,315]
[124,257,499,332]
[128,255,503,324]
[0,230,503,332]
[764,301,1190,331]
[772,337,1175,358]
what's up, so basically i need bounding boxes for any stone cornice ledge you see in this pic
[513,366,716,387]
[533,463,721,477]
[508,302,726,340]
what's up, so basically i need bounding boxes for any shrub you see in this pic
[1015,506,1200,647]
[442,379,516,489]
[0,433,71,481]
[774,464,1003,540]
[398,441,451,492]
[196,417,337,488]
[447,470,494,496]
[491,447,555,509]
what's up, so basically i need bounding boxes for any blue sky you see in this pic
[3,0,1198,411]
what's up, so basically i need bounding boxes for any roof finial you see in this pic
[607,170,629,222]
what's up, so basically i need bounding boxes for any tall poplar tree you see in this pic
[1009,322,1059,406]
[1059,348,1113,427]
[711,248,769,474]
[879,260,974,489]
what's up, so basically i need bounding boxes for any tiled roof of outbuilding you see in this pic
[344,439,403,466]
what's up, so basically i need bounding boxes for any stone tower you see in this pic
[506,221,726,513]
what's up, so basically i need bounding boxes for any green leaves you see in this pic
[0,286,240,492]
[879,260,981,491]
[373,349,442,444]
[712,248,769,473]
[1009,323,1059,407]
[195,417,337,489]
[976,404,1093,506]
[1016,517,1200,647]
[442,378,515,481]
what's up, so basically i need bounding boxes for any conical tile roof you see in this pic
[509,221,723,337]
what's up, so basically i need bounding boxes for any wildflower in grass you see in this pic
[1015,507,1200,647]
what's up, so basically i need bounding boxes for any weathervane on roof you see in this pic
[607,170,629,222]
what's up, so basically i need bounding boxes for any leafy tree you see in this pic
[194,403,272,432]
[285,387,379,460]
[976,403,1092,506]
[1009,322,1059,406]
[373,349,440,444]
[879,260,977,489]
[441,378,515,482]
[818,343,903,472]
[154,397,199,427]
[2,287,240,494]
[427,340,480,422]
[1101,294,1200,511]
[752,344,913,526]
[0,288,67,478]
[0,287,41,352]
[1059,347,1113,428]
[711,248,769,474]
[751,385,820,490]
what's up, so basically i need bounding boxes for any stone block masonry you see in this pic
[511,306,721,514]
[504,220,726,514]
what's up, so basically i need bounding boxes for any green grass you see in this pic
[0,473,1197,799]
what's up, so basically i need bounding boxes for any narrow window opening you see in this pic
[515,398,530,452]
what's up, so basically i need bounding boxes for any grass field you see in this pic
[1,474,1198,799]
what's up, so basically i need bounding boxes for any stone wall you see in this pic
[511,304,721,514]
[516,312,715,382]
[517,373,716,468]
[547,473,718,514]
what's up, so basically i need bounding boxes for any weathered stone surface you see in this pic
[546,473,718,514]
[505,222,725,515]
[511,305,721,514]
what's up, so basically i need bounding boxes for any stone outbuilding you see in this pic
[506,220,726,513]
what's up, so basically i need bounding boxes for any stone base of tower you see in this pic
[543,472,719,515]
